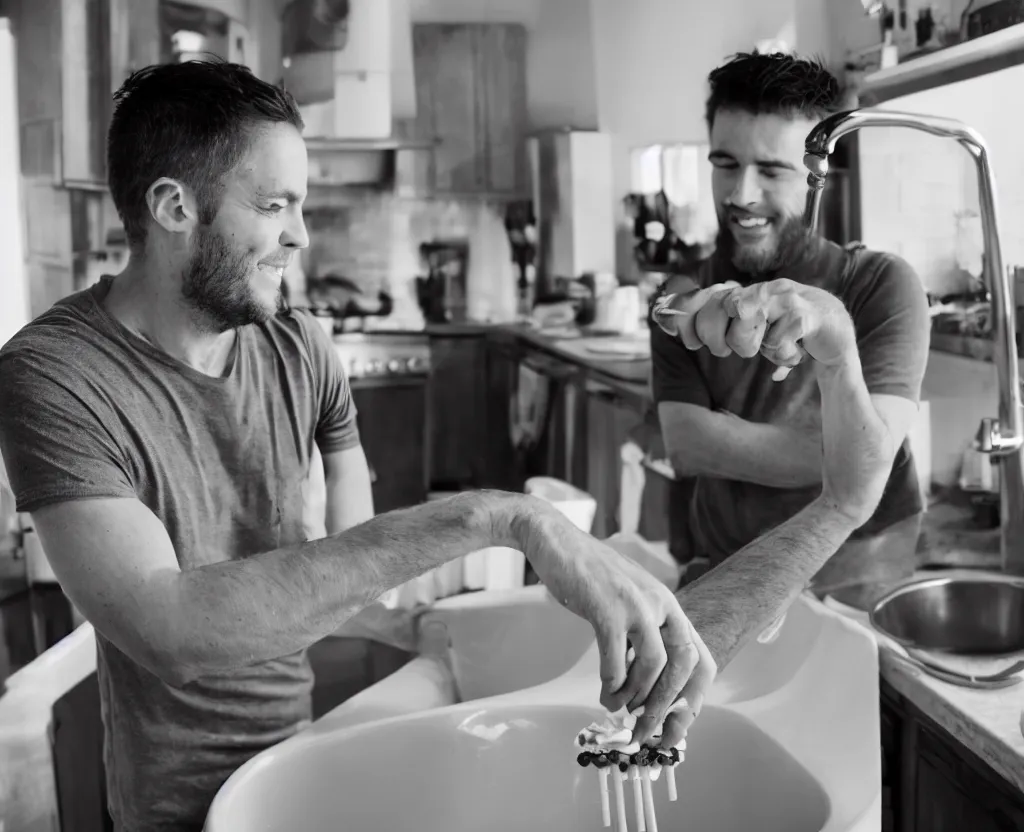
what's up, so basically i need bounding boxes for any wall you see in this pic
[298,192,517,325]
[0,18,28,348]
[859,62,1024,295]
[588,0,840,271]
[244,0,596,321]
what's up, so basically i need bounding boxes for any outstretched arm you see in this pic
[660,281,894,745]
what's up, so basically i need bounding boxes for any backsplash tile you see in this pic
[299,190,518,325]
[859,63,1024,298]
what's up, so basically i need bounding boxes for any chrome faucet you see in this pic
[803,108,1024,574]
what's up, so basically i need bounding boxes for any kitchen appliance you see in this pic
[414,240,469,324]
[504,200,537,315]
[527,130,615,302]
[281,0,426,187]
[333,333,431,513]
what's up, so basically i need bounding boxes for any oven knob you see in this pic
[387,359,402,374]
[368,360,383,375]
[406,357,423,372]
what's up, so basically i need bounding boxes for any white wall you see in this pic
[922,351,1010,486]
[0,19,29,348]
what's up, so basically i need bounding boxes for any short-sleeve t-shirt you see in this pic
[651,239,930,567]
[0,276,360,831]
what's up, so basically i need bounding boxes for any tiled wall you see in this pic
[288,191,520,327]
[859,63,1024,296]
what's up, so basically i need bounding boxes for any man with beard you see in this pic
[0,60,713,830]
[0,60,902,831]
[650,52,931,609]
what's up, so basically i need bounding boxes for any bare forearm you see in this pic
[676,498,857,667]
[666,416,822,488]
[678,356,893,670]
[166,490,520,682]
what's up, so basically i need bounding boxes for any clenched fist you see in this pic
[655,278,857,381]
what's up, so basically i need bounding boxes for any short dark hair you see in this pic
[705,52,845,129]
[107,59,304,250]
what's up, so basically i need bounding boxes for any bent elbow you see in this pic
[667,449,701,479]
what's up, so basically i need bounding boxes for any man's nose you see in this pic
[728,166,762,206]
[282,208,310,250]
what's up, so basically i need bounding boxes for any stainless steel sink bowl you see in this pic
[870,573,1024,655]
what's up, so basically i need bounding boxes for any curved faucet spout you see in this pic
[803,109,987,230]
[802,106,1024,574]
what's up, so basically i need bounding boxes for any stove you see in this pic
[332,332,431,513]
[332,332,432,381]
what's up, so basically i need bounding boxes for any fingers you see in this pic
[630,606,699,746]
[597,625,630,711]
[693,293,733,357]
[660,623,716,748]
[608,623,668,715]
[725,308,767,358]
[672,282,741,352]
[760,316,807,375]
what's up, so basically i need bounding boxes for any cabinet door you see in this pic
[59,0,159,185]
[482,339,525,492]
[61,0,112,184]
[350,381,429,513]
[412,23,527,197]
[428,336,486,488]
[11,0,63,179]
[474,23,527,195]
[413,24,481,193]
[584,385,645,539]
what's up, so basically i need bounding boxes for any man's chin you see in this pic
[730,243,780,277]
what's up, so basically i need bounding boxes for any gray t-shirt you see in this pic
[0,277,360,830]
[651,240,931,567]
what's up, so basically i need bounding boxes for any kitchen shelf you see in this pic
[860,23,1024,104]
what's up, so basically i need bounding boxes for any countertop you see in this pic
[431,321,655,409]
[836,578,1024,795]
[879,630,1024,793]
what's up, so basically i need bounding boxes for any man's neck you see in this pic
[103,257,237,377]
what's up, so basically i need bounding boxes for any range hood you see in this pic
[279,0,429,186]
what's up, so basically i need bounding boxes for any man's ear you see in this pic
[146,178,198,236]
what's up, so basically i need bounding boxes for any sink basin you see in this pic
[206,703,829,832]
[207,593,883,831]
[871,571,1024,655]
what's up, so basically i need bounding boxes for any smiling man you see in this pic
[650,52,931,607]
[0,61,719,831]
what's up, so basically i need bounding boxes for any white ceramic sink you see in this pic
[208,702,828,832]
[206,591,883,831]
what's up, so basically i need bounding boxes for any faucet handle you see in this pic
[977,417,1001,453]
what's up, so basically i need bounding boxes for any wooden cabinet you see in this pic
[480,336,527,492]
[10,0,159,186]
[881,678,1024,832]
[410,23,528,198]
[350,380,429,513]
[427,335,487,489]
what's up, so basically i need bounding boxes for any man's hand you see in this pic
[502,499,717,746]
[663,278,858,380]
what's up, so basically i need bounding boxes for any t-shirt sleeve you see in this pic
[849,253,931,403]
[296,312,361,454]
[0,351,137,514]
[650,316,713,409]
